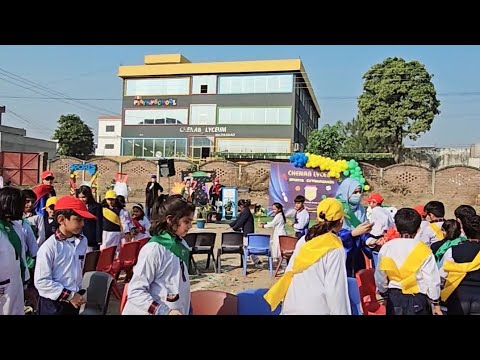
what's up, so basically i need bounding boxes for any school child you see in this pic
[122,196,195,315]
[43,197,58,240]
[417,201,445,246]
[454,205,476,237]
[0,187,27,315]
[375,208,442,315]
[34,196,95,315]
[287,195,310,239]
[260,202,287,262]
[131,204,151,240]
[264,198,350,315]
[101,190,123,249]
[22,189,46,247]
[116,195,135,242]
[431,219,465,265]
[364,193,395,250]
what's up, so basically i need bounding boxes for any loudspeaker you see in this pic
[159,159,175,177]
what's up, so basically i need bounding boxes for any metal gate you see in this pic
[0,151,40,186]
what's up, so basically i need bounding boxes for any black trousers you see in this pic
[446,285,480,315]
[38,296,79,315]
[386,289,431,315]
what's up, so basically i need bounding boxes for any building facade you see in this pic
[95,115,122,156]
[118,54,321,160]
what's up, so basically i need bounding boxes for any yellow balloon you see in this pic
[364,185,371,191]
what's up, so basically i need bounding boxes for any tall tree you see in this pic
[305,121,346,159]
[53,114,95,159]
[342,117,385,154]
[357,57,441,162]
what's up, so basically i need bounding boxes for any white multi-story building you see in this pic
[95,115,122,156]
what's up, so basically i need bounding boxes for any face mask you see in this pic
[349,194,361,206]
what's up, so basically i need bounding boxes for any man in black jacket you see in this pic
[145,174,163,218]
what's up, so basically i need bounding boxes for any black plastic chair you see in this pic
[193,232,217,272]
[216,232,244,273]
[183,233,199,275]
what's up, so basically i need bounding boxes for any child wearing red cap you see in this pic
[364,193,395,249]
[33,171,56,218]
[34,196,96,315]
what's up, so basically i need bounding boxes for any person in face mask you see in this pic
[335,178,373,277]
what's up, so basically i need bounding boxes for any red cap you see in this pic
[41,170,54,180]
[365,193,384,204]
[414,205,426,217]
[55,196,96,220]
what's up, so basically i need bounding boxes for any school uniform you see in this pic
[263,213,287,259]
[132,217,151,241]
[265,232,351,315]
[416,220,445,247]
[12,220,38,284]
[34,231,87,315]
[0,223,25,315]
[102,206,122,249]
[23,213,46,247]
[440,241,480,315]
[375,238,441,315]
[122,234,190,315]
[119,208,133,241]
[44,217,58,240]
[293,208,310,239]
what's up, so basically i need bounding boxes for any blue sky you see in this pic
[1,45,479,147]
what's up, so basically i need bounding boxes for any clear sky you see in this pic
[1,45,479,147]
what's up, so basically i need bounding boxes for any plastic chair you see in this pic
[193,232,217,272]
[355,269,386,315]
[190,290,238,315]
[79,271,114,315]
[83,250,100,274]
[110,241,140,280]
[120,282,128,314]
[183,233,199,275]
[243,233,272,277]
[216,232,244,273]
[274,235,298,277]
[347,277,363,315]
[96,245,117,273]
[237,288,281,315]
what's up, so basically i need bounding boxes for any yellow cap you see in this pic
[105,190,117,199]
[317,198,344,222]
[43,196,57,209]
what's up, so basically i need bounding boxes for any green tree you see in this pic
[357,57,441,162]
[342,117,385,153]
[305,121,346,159]
[52,114,95,159]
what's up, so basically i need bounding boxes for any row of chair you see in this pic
[120,286,282,315]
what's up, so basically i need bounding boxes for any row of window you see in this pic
[124,74,294,97]
[123,106,293,126]
[121,137,291,158]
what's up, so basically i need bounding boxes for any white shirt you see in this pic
[12,220,38,283]
[374,238,441,301]
[281,235,351,315]
[23,214,46,247]
[34,233,87,301]
[293,208,310,233]
[120,208,133,234]
[370,206,395,237]
[416,221,444,246]
[133,217,151,241]
[122,242,191,315]
[264,213,287,258]
[0,228,25,315]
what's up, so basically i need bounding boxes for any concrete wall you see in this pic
[0,132,57,160]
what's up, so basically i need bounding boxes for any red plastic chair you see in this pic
[110,241,140,280]
[190,290,238,315]
[120,282,128,314]
[355,269,386,315]
[96,245,117,273]
[274,235,298,277]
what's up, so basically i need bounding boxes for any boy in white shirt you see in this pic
[34,196,96,315]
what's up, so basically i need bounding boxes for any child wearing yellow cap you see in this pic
[44,196,58,239]
[264,198,351,315]
[101,190,123,250]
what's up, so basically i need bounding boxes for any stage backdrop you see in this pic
[269,162,342,219]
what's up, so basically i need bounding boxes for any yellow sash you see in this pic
[430,223,445,241]
[441,250,480,301]
[379,242,432,295]
[103,207,121,227]
[263,232,343,311]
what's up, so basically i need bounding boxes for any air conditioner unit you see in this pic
[293,143,300,152]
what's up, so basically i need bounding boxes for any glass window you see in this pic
[125,78,190,96]
[122,139,133,156]
[164,140,176,157]
[175,139,187,158]
[217,107,291,125]
[192,75,217,95]
[190,104,216,125]
[133,139,143,157]
[144,139,154,158]
[124,109,188,125]
[154,139,165,157]
[105,125,115,132]
[218,74,293,94]
[217,139,290,153]
[105,144,114,149]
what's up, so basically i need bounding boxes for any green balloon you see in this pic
[360,177,366,184]
[343,170,350,176]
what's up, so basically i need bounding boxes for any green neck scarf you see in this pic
[149,231,190,264]
[435,236,467,263]
[0,219,26,282]
[336,197,361,228]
